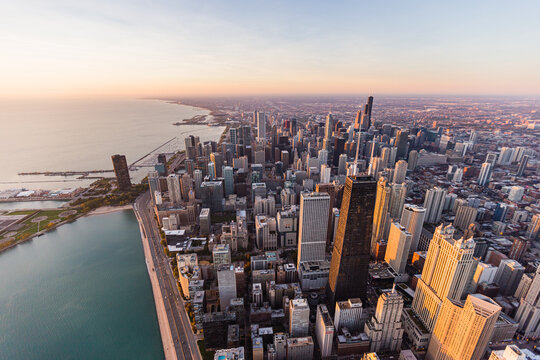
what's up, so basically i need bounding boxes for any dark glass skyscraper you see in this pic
[111,154,131,191]
[395,129,409,160]
[327,176,376,309]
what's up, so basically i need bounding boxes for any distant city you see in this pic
[110,95,540,360]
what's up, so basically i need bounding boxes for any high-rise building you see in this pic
[315,304,334,358]
[453,205,478,230]
[508,186,525,202]
[289,298,310,337]
[411,225,476,332]
[193,169,203,199]
[494,259,525,296]
[213,243,231,267]
[385,222,413,274]
[256,111,266,142]
[393,160,408,184]
[371,178,391,255]
[324,113,335,141]
[327,176,376,307]
[364,288,404,353]
[423,187,447,224]
[489,345,530,360]
[167,174,182,206]
[286,337,314,360]
[111,154,131,190]
[408,150,419,170]
[395,129,409,160]
[338,153,348,175]
[354,110,362,130]
[334,298,363,332]
[201,181,224,212]
[316,183,336,247]
[400,204,426,253]
[217,264,237,310]
[517,155,529,177]
[515,266,540,339]
[526,214,540,239]
[223,166,234,196]
[255,215,278,251]
[148,170,160,204]
[426,294,501,360]
[478,162,492,186]
[297,192,330,267]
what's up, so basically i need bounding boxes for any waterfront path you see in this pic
[134,192,201,360]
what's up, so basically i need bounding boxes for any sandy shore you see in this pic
[87,205,133,216]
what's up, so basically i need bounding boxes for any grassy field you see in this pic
[0,209,80,251]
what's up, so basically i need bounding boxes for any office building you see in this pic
[328,176,376,307]
[426,294,501,360]
[423,187,447,224]
[255,215,278,251]
[411,225,476,332]
[256,111,266,142]
[223,166,234,196]
[395,129,409,160]
[201,181,224,212]
[217,264,237,310]
[200,208,211,235]
[289,298,309,337]
[489,345,532,360]
[400,204,426,253]
[393,160,408,184]
[297,192,330,266]
[286,336,314,360]
[526,214,540,239]
[111,154,131,190]
[334,298,363,332]
[364,288,404,353]
[371,178,391,255]
[478,162,492,186]
[515,267,540,339]
[167,174,182,206]
[453,205,478,231]
[494,260,525,296]
[385,222,413,274]
[214,347,245,360]
[316,304,334,358]
[213,243,231,267]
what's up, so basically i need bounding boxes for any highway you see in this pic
[134,192,201,360]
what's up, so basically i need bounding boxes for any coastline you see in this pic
[87,205,134,216]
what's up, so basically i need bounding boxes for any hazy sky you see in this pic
[1,0,540,98]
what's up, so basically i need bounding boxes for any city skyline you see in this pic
[2,1,540,98]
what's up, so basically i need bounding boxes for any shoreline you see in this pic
[86,205,134,216]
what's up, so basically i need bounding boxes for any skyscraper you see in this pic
[324,113,335,141]
[453,205,478,230]
[494,259,525,296]
[297,192,330,267]
[526,214,540,239]
[371,178,391,255]
[385,222,412,274]
[478,162,492,186]
[395,129,409,160]
[256,111,266,142]
[223,166,234,196]
[400,204,426,253]
[364,288,404,353]
[427,294,501,360]
[327,176,376,307]
[167,174,182,206]
[517,155,529,177]
[217,264,237,310]
[315,304,334,358]
[354,110,362,130]
[289,298,310,337]
[411,225,476,332]
[393,160,408,184]
[111,154,131,190]
[515,266,540,339]
[423,187,447,224]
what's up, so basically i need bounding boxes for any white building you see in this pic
[316,304,334,358]
[289,298,310,337]
[400,204,426,253]
[217,264,237,310]
[365,288,404,353]
[334,298,363,332]
[385,222,412,274]
[297,192,330,266]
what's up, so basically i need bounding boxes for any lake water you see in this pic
[0,200,69,211]
[0,210,164,360]
[0,98,225,190]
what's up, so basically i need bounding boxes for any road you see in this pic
[134,192,201,360]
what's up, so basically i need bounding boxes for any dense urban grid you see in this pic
[124,95,540,360]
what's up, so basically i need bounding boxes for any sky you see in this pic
[1,0,540,98]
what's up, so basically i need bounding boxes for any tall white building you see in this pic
[334,298,363,332]
[508,186,525,202]
[315,304,334,358]
[427,294,501,360]
[515,266,540,339]
[411,225,476,332]
[365,288,404,353]
[498,147,514,165]
[297,192,330,267]
[255,215,278,251]
[167,174,182,205]
[320,164,331,184]
[318,149,329,167]
[393,160,408,184]
[289,298,310,337]
[388,183,408,219]
[423,187,447,224]
[217,264,237,310]
[385,222,413,274]
[478,162,492,186]
[400,204,426,253]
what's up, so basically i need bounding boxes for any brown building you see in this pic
[111,154,131,190]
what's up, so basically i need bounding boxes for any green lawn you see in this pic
[7,210,38,216]
[14,209,70,240]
